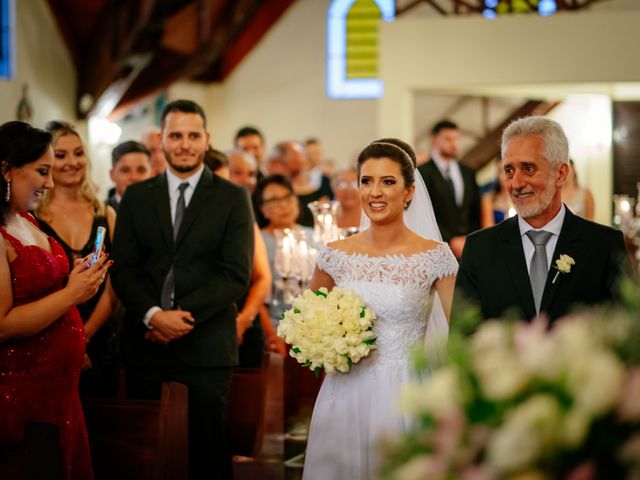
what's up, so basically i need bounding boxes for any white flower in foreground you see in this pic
[560,408,591,448]
[487,395,561,473]
[473,349,530,401]
[398,367,464,417]
[567,350,625,417]
[391,454,447,480]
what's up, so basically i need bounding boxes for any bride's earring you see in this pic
[4,179,10,203]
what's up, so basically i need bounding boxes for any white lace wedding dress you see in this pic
[302,243,458,480]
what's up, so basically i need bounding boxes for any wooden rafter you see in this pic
[46,0,294,118]
[460,100,560,170]
[396,0,611,16]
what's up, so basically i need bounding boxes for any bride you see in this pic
[302,139,458,479]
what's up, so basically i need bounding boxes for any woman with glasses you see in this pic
[256,175,312,329]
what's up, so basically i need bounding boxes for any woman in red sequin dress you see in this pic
[0,121,110,479]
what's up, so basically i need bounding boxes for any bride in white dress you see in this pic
[302,139,458,480]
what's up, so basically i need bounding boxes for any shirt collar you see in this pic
[518,203,566,237]
[431,150,457,172]
[165,163,205,194]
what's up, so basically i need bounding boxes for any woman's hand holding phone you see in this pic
[66,253,112,305]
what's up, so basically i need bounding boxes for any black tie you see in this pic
[161,182,189,310]
[526,230,552,314]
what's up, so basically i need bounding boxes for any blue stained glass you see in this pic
[0,0,12,78]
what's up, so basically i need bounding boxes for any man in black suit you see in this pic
[107,140,152,212]
[111,100,254,479]
[418,120,481,258]
[454,116,630,324]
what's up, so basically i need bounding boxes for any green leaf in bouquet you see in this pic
[280,312,285,319]
[363,337,377,345]
[346,356,353,368]
[292,347,301,354]
[314,289,328,298]
[302,360,311,367]
[360,308,365,318]
[314,367,321,378]
[294,308,301,314]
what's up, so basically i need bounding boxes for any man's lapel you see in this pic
[540,208,581,315]
[500,217,537,320]
[174,167,215,249]
[153,174,173,251]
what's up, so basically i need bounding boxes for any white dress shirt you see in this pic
[166,164,204,219]
[431,151,464,207]
[518,204,566,273]
[143,164,205,327]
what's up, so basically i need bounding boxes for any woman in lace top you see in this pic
[302,139,457,480]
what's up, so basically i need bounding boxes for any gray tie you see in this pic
[161,182,189,310]
[443,166,456,203]
[526,230,553,314]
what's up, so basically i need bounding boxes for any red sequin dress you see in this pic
[0,213,93,480]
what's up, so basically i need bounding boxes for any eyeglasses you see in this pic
[335,180,358,190]
[262,193,295,206]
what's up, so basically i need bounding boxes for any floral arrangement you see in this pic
[381,281,640,480]
[277,287,377,375]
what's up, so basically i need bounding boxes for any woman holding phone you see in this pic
[0,121,110,479]
[34,121,118,397]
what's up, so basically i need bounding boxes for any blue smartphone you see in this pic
[89,226,106,267]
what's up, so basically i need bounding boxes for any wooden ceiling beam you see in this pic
[46,0,82,65]
[213,0,296,81]
[76,0,157,117]
[460,100,560,171]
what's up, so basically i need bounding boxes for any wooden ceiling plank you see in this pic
[78,0,158,117]
[216,0,296,81]
[460,100,560,170]
[45,0,82,65]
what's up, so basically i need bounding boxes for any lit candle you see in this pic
[282,234,292,276]
[298,240,309,280]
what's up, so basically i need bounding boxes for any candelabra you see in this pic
[613,182,640,270]
[271,200,358,314]
[273,228,317,305]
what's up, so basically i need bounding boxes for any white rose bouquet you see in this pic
[381,280,640,480]
[277,287,377,376]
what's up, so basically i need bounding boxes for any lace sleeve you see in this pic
[315,245,343,283]
[425,243,458,281]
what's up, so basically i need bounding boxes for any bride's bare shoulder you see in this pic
[408,232,443,253]
[326,233,368,254]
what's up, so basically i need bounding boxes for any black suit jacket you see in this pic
[453,208,631,324]
[417,160,481,242]
[111,167,254,368]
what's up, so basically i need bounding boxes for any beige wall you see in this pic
[169,0,377,167]
[380,11,640,224]
[0,0,76,127]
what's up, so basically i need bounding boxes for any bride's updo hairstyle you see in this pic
[356,137,417,189]
[0,121,52,225]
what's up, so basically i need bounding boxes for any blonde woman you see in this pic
[34,121,119,397]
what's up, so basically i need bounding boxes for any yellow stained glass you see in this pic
[346,0,381,79]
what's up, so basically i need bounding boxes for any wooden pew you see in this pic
[231,352,285,480]
[83,381,188,480]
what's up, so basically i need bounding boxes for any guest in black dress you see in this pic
[34,121,119,397]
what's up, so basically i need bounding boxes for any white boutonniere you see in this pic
[552,254,575,284]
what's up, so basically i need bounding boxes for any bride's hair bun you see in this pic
[357,138,416,188]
